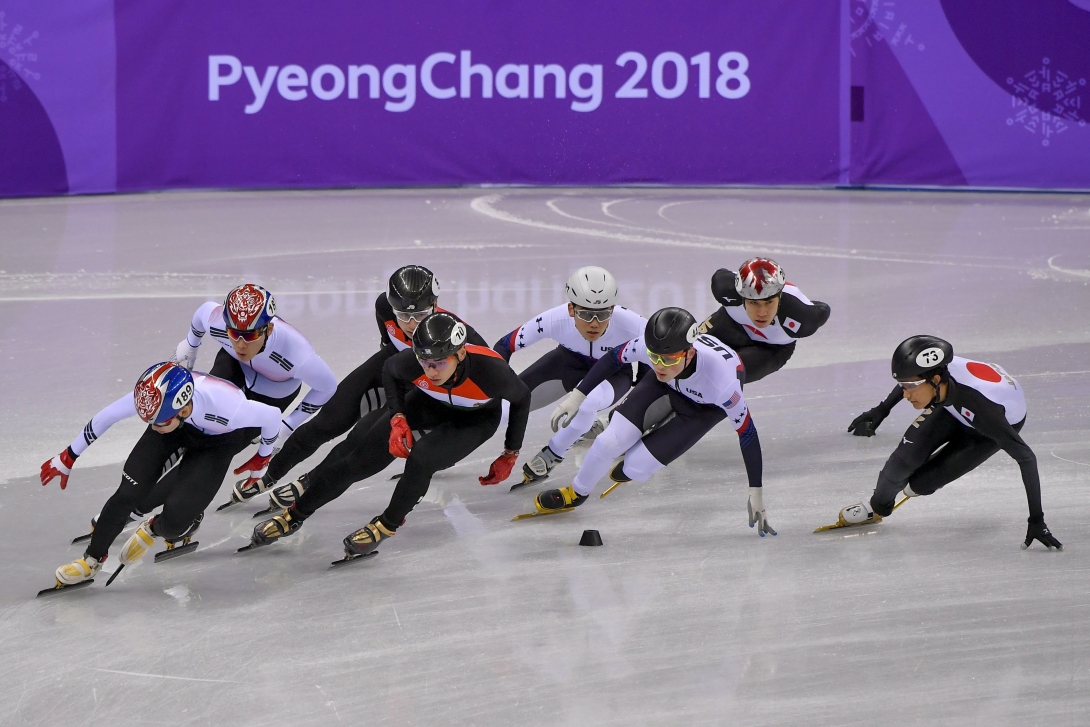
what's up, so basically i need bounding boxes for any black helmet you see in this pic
[413,312,467,359]
[645,307,698,354]
[891,335,953,380]
[388,265,439,312]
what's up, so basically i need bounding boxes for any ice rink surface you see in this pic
[1,187,1088,726]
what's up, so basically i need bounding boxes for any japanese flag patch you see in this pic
[960,407,975,422]
[783,317,800,332]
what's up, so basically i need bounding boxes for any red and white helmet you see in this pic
[223,283,276,331]
[735,258,785,300]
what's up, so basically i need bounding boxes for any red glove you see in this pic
[389,414,413,458]
[41,449,77,490]
[479,450,519,485]
[233,451,272,481]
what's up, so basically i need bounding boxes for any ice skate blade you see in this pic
[252,506,278,519]
[509,475,542,492]
[513,507,576,521]
[236,542,268,553]
[214,499,239,512]
[70,531,93,545]
[389,472,402,481]
[104,564,125,587]
[36,579,95,598]
[600,480,626,498]
[154,541,199,563]
[330,551,379,568]
[813,515,883,533]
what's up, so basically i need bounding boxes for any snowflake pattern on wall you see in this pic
[850,0,926,56]
[0,11,40,103]
[1007,58,1086,147]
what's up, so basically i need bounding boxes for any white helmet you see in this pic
[566,266,618,309]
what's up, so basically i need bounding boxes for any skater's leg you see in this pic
[520,347,589,412]
[907,421,1020,496]
[209,348,246,387]
[571,376,666,496]
[630,397,727,480]
[291,410,397,518]
[548,377,618,454]
[154,445,236,539]
[266,350,389,482]
[87,428,178,559]
[736,342,795,384]
[379,412,499,529]
[870,408,961,516]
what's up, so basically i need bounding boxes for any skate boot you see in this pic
[600,460,631,498]
[55,553,104,586]
[157,512,203,562]
[254,474,308,518]
[217,474,277,511]
[814,501,882,533]
[520,446,564,486]
[535,485,587,514]
[242,507,304,551]
[579,412,610,442]
[343,516,395,558]
[118,518,158,567]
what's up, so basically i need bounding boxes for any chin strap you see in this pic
[927,368,950,408]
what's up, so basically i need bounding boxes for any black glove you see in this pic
[1022,518,1063,551]
[847,407,886,436]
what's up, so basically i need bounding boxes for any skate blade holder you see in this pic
[155,540,199,563]
[36,579,95,598]
[329,550,379,568]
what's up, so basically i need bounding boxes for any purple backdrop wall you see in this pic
[2,0,1089,196]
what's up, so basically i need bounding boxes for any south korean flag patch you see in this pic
[960,407,975,422]
[783,317,800,332]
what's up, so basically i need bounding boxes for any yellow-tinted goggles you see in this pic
[646,349,687,367]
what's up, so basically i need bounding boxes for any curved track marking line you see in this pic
[472,195,1017,268]
[1050,450,1090,467]
[601,198,634,221]
[657,200,691,221]
[1047,255,1090,278]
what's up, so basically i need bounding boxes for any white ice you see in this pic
[0,188,1088,726]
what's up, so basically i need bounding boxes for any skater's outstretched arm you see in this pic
[848,384,903,436]
[41,394,139,489]
[278,353,338,434]
[493,308,559,362]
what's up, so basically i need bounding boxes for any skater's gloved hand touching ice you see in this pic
[1022,517,1063,551]
[479,450,519,485]
[847,407,886,437]
[550,390,586,432]
[233,452,272,489]
[747,487,776,536]
[40,448,77,490]
[389,414,413,458]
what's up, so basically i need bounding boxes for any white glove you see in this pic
[550,390,587,432]
[747,487,776,537]
[172,339,199,370]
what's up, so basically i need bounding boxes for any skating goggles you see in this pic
[646,349,687,367]
[227,326,267,343]
[417,354,455,371]
[394,307,434,324]
[897,378,932,391]
[573,306,613,323]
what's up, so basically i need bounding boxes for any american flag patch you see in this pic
[725,392,742,408]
